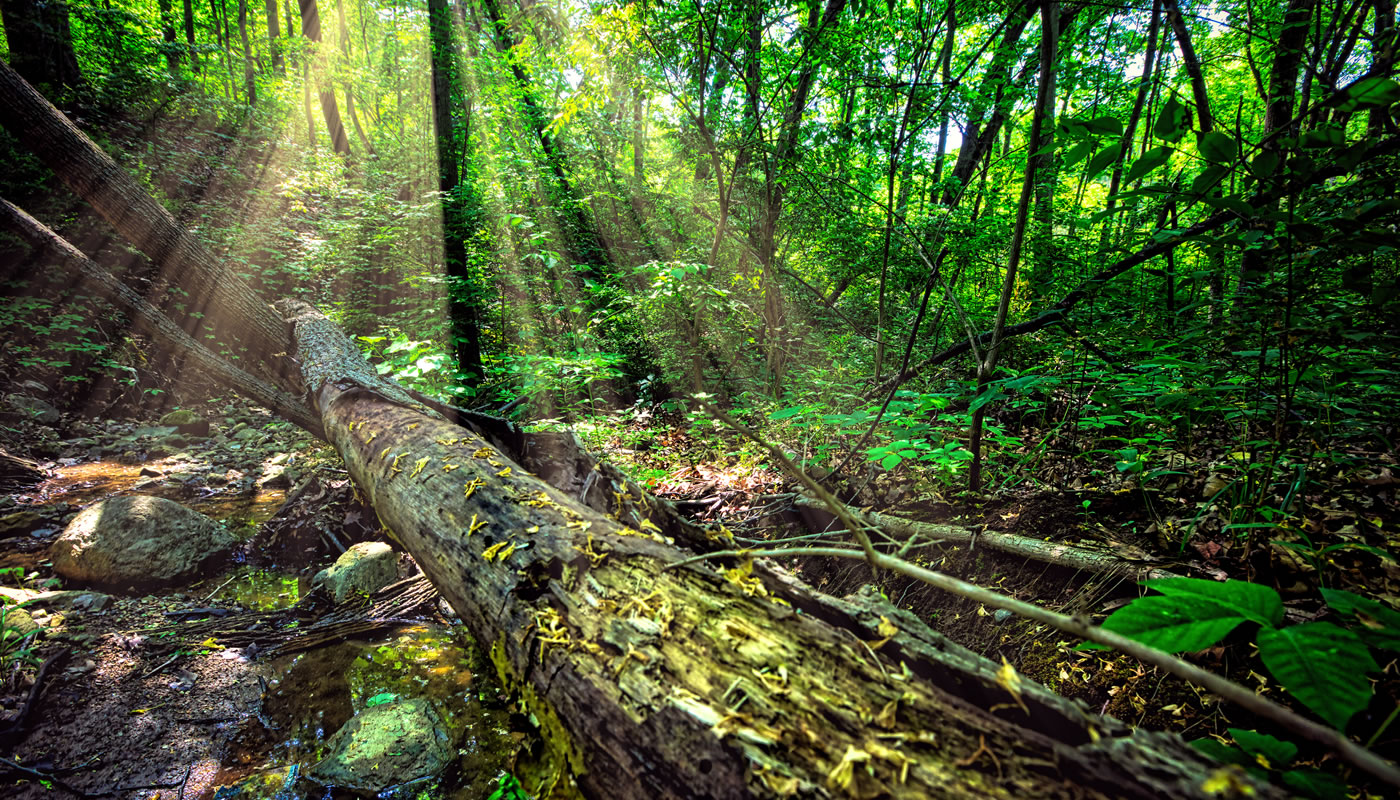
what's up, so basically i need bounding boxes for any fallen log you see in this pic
[283,302,1276,799]
[792,495,1181,581]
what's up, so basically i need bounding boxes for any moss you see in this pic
[488,634,586,794]
[158,409,201,425]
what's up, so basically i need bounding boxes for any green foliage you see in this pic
[1192,728,1347,799]
[1097,579,1378,731]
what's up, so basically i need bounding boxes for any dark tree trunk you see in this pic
[0,0,84,94]
[238,0,256,102]
[429,0,485,382]
[0,60,300,398]
[158,0,182,73]
[266,0,285,73]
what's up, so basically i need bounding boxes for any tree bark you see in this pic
[0,60,299,394]
[0,0,84,93]
[968,0,1058,494]
[276,297,1275,800]
[298,0,352,156]
[266,0,285,74]
[429,0,486,382]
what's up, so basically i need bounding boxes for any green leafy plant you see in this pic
[1191,728,1347,799]
[1095,578,1378,731]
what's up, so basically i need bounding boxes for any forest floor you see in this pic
[1,394,1399,797]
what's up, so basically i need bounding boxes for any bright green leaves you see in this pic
[1197,131,1237,164]
[1125,145,1172,183]
[1257,623,1377,731]
[1153,96,1191,142]
[1098,578,1380,731]
[1325,75,1400,113]
[1142,577,1283,626]
[1100,594,1253,651]
[1085,142,1121,177]
[1321,587,1400,652]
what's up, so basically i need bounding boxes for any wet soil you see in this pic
[0,410,532,799]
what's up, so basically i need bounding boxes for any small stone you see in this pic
[313,542,398,604]
[7,394,60,425]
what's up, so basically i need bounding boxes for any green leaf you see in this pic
[1099,595,1250,652]
[366,692,398,707]
[769,406,804,420]
[1141,578,1284,627]
[487,773,531,800]
[1321,587,1400,652]
[1281,769,1350,800]
[1153,97,1190,142]
[1085,141,1121,177]
[1327,76,1400,113]
[1257,622,1377,730]
[1301,126,1345,150]
[1125,146,1172,184]
[1084,115,1124,136]
[1228,728,1296,767]
[670,266,686,281]
[1062,139,1093,167]
[1197,131,1238,163]
[1249,151,1280,180]
[1190,738,1252,768]
[880,453,902,470]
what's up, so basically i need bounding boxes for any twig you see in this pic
[141,653,180,678]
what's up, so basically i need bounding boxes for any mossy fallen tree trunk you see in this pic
[281,303,1274,800]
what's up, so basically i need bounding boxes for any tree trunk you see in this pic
[968,0,1057,494]
[238,0,257,103]
[0,0,84,94]
[275,295,1276,800]
[0,199,322,437]
[158,0,182,74]
[0,60,299,395]
[299,0,351,156]
[1100,0,1161,251]
[429,0,485,382]
[266,0,285,74]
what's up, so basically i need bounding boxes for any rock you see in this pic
[49,496,233,591]
[314,542,398,604]
[25,590,110,613]
[139,466,163,478]
[16,379,46,395]
[2,605,39,637]
[160,411,211,437]
[232,428,261,442]
[212,765,302,800]
[308,698,454,795]
[0,510,44,539]
[159,409,200,426]
[160,433,189,448]
[257,465,293,490]
[7,394,60,425]
[133,425,178,439]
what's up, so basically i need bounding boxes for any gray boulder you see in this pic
[308,698,454,795]
[7,394,60,425]
[50,496,233,591]
[314,542,397,604]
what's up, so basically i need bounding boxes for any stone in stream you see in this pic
[313,541,398,604]
[159,409,211,437]
[307,697,455,795]
[49,495,233,591]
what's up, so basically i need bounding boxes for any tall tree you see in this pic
[0,0,84,94]
[428,0,485,382]
[299,0,352,155]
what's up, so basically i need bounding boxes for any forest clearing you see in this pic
[0,0,1398,798]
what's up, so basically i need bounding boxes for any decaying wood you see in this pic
[282,302,1276,800]
[793,495,1181,581]
[0,199,323,437]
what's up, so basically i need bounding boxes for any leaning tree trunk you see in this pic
[276,302,1271,800]
[0,60,300,397]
